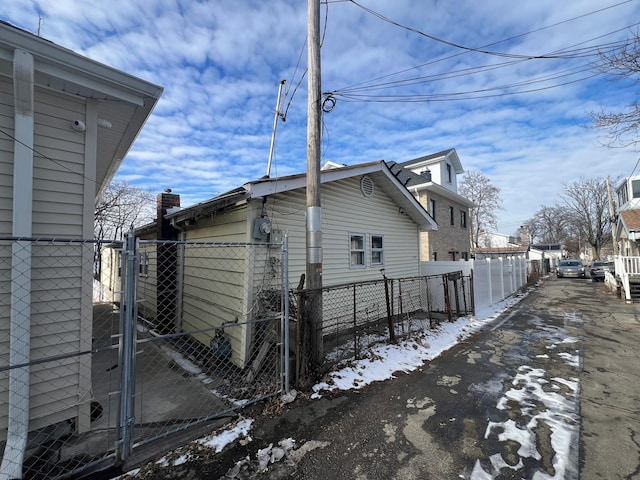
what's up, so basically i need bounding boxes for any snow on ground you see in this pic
[471,317,581,480]
[116,293,528,478]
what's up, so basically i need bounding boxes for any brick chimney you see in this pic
[156,190,180,334]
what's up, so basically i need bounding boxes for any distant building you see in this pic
[389,148,474,261]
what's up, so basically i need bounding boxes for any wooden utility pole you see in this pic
[306,0,323,365]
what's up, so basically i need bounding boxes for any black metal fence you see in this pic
[294,271,473,376]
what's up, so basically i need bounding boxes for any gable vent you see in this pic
[360,175,374,198]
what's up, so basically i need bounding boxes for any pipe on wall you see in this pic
[1,48,35,480]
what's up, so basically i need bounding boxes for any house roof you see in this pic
[0,21,163,200]
[395,148,464,174]
[619,209,640,234]
[167,160,438,232]
[387,159,475,208]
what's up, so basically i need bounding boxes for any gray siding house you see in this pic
[0,21,162,474]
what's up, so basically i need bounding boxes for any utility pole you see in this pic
[606,176,618,256]
[306,0,323,365]
[266,80,286,177]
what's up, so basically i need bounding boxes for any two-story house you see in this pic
[389,149,474,261]
[615,174,640,256]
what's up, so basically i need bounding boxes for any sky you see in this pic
[117,292,581,479]
[3,0,640,234]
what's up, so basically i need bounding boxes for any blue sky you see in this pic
[3,0,640,233]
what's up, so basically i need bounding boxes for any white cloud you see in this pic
[5,0,640,232]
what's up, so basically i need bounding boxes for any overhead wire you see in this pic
[325,1,639,104]
[346,0,636,61]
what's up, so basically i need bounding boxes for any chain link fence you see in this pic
[294,271,473,375]
[0,236,288,479]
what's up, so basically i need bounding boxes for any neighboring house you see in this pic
[101,161,438,367]
[0,19,162,470]
[529,243,563,272]
[477,232,519,249]
[389,148,474,261]
[615,175,640,256]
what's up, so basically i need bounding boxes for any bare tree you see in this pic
[560,177,611,259]
[591,32,640,147]
[524,205,573,244]
[459,170,503,248]
[94,180,155,277]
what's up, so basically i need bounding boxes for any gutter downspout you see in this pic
[1,49,35,480]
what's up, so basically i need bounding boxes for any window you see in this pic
[371,235,384,265]
[462,252,469,260]
[449,206,455,226]
[432,252,438,261]
[139,252,149,277]
[460,210,467,228]
[633,179,640,199]
[350,234,365,267]
[446,163,452,183]
[449,251,457,261]
[429,199,436,217]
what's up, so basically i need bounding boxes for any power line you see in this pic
[0,127,155,205]
[347,0,636,61]
[325,1,638,104]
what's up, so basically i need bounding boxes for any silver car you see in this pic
[556,260,586,278]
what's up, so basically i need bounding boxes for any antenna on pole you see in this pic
[266,80,287,177]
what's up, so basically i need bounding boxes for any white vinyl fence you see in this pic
[421,255,528,312]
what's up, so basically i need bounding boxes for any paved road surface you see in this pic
[132,277,640,479]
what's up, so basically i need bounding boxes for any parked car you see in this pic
[556,260,586,278]
[589,261,614,282]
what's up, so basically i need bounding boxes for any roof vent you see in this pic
[360,175,374,198]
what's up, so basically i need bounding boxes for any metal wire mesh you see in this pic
[301,272,473,373]
[0,237,287,479]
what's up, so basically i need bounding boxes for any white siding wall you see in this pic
[0,84,92,438]
[180,207,254,366]
[267,175,421,288]
[0,78,13,432]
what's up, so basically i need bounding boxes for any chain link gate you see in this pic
[0,234,289,479]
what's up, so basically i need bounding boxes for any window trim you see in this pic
[349,233,366,268]
[371,234,384,266]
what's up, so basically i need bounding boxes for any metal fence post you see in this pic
[282,235,290,393]
[116,228,139,462]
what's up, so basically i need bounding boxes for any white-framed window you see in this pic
[371,235,384,265]
[350,233,365,268]
[429,199,436,217]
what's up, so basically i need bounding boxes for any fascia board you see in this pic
[0,24,163,103]
[409,182,475,208]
